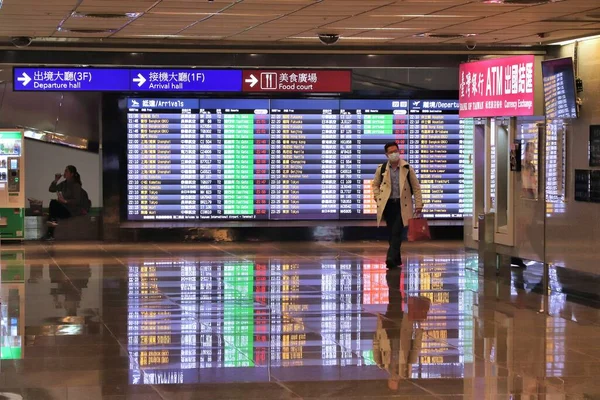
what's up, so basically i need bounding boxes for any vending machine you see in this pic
[0,131,24,240]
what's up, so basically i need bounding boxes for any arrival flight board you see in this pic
[126,98,471,221]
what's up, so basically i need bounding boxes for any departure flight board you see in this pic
[126,98,470,221]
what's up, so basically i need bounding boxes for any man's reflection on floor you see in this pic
[372,268,430,390]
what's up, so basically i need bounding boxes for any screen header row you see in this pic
[126,98,459,113]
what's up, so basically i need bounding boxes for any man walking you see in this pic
[372,142,423,269]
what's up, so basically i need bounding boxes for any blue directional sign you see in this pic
[131,69,241,92]
[13,67,243,92]
[13,68,130,91]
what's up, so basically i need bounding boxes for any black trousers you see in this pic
[383,199,407,266]
[47,200,71,236]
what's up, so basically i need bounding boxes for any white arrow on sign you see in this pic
[245,74,258,88]
[133,73,147,87]
[17,72,31,87]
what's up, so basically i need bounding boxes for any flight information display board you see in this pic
[270,99,339,220]
[409,100,473,219]
[339,100,409,219]
[126,98,471,221]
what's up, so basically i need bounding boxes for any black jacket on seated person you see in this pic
[49,180,84,216]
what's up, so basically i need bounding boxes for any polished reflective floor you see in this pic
[0,241,598,399]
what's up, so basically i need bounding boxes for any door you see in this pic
[493,117,515,246]
[471,118,488,240]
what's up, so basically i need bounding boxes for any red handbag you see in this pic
[408,217,431,242]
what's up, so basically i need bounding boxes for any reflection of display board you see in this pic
[520,124,539,201]
[127,255,476,384]
[546,121,567,215]
[125,99,473,222]
[574,169,590,202]
[591,171,600,203]
[0,131,25,239]
[542,57,578,120]
[589,125,600,167]
[0,251,25,360]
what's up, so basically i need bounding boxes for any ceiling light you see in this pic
[71,12,141,19]
[414,33,477,39]
[549,33,600,46]
[149,11,279,17]
[336,27,418,31]
[122,34,224,39]
[288,36,394,40]
[341,37,395,40]
[57,27,117,34]
[370,14,473,18]
[482,0,563,4]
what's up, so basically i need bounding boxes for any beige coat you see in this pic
[372,159,423,227]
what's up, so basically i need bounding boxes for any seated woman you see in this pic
[43,165,85,241]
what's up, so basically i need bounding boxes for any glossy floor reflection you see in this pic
[0,241,598,399]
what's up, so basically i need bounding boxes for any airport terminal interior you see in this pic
[0,0,600,398]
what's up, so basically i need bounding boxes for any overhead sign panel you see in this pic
[131,69,241,92]
[458,55,537,118]
[13,68,130,91]
[13,68,242,92]
[13,67,351,93]
[241,69,352,93]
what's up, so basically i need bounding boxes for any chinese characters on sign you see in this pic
[241,70,352,93]
[458,55,537,118]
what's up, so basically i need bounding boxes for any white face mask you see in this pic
[387,152,400,163]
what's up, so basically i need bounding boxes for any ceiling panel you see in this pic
[0,0,599,47]
[76,0,157,13]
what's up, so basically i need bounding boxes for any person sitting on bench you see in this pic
[43,165,85,241]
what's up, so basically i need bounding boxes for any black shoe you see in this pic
[42,233,55,242]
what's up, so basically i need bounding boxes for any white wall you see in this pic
[25,139,102,207]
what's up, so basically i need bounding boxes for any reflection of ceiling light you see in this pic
[0,0,3,10]
[289,36,394,40]
[550,33,600,46]
[71,12,141,18]
[370,14,473,18]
